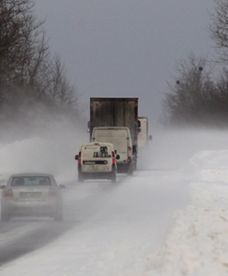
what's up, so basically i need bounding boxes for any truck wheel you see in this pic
[128,162,134,175]
[111,173,116,183]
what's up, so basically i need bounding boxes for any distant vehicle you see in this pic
[89,97,140,172]
[1,173,63,221]
[75,142,119,182]
[138,117,152,148]
[92,127,134,174]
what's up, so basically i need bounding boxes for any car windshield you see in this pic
[11,176,51,187]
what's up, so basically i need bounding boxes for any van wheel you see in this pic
[111,167,117,183]
[78,172,84,182]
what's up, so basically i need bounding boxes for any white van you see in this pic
[75,142,118,182]
[91,127,135,174]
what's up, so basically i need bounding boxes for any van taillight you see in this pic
[112,151,116,165]
[78,152,81,166]
[3,189,13,198]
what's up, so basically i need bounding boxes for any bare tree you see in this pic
[211,0,228,63]
[165,57,205,122]
[163,0,228,126]
[0,0,79,121]
[164,56,217,124]
[48,57,78,111]
[0,0,34,83]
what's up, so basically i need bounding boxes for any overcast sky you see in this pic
[35,0,215,124]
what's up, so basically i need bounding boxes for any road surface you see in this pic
[0,169,189,275]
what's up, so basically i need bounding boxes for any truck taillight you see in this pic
[3,189,13,198]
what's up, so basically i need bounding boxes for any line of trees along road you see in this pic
[0,0,78,126]
[164,0,228,127]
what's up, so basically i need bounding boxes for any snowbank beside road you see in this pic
[189,150,228,182]
[147,151,228,276]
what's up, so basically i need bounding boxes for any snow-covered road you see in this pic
[1,128,228,275]
[0,170,188,275]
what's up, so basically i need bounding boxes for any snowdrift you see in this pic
[147,150,228,276]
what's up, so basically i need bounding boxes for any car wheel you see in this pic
[53,209,63,221]
[1,205,10,221]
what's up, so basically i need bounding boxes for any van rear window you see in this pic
[83,145,111,158]
[93,146,111,158]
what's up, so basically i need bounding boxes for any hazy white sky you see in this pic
[35,0,215,124]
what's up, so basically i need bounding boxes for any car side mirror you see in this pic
[149,135,152,141]
[116,154,120,160]
[75,155,79,160]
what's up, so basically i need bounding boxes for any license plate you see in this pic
[83,160,107,165]
[83,161,96,165]
[20,192,42,198]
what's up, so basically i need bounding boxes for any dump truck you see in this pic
[89,98,139,173]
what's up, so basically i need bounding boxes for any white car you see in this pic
[75,142,119,182]
[1,173,63,221]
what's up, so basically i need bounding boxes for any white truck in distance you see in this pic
[138,117,152,148]
[91,127,135,174]
[89,98,139,174]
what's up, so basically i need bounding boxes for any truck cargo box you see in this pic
[89,97,139,146]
